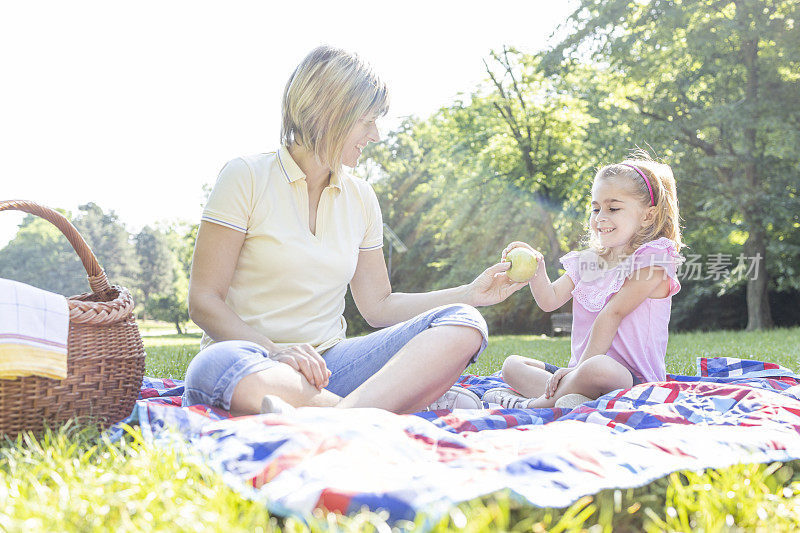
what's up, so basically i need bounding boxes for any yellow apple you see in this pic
[505,248,539,282]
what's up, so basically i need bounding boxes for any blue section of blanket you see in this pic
[112,357,800,525]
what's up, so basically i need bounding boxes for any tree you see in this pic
[481,48,596,263]
[147,293,190,334]
[72,203,140,291]
[152,220,196,333]
[0,212,86,296]
[547,0,800,329]
[359,50,637,333]
[135,226,175,320]
[0,204,141,297]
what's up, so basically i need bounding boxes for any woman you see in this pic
[184,46,526,416]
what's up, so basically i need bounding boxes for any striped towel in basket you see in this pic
[0,278,69,380]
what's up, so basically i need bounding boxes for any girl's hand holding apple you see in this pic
[501,242,544,283]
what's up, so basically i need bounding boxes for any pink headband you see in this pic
[621,163,655,206]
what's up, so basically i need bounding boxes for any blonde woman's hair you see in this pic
[281,45,389,174]
[588,149,684,256]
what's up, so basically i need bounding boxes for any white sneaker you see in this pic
[260,394,296,415]
[554,393,592,409]
[427,385,483,410]
[482,387,534,409]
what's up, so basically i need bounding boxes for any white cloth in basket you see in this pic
[0,278,69,379]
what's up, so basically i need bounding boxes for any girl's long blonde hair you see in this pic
[281,45,389,175]
[588,150,684,256]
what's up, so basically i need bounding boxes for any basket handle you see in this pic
[0,200,111,293]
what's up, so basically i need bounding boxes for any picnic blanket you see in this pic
[116,357,800,524]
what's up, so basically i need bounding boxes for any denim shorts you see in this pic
[543,362,644,386]
[182,303,488,409]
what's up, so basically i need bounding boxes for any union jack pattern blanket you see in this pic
[116,357,800,523]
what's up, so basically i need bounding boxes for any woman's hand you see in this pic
[467,262,529,307]
[270,344,331,390]
[545,366,574,398]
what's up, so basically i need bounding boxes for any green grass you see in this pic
[468,327,800,377]
[3,328,800,531]
[138,319,202,337]
[142,333,202,379]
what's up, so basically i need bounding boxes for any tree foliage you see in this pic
[73,203,140,292]
[0,204,139,297]
[357,53,632,333]
[3,2,797,336]
[135,226,175,318]
[545,0,800,329]
[0,212,85,296]
[147,292,190,334]
[0,206,194,333]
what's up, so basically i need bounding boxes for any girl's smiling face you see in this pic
[590,178,653,257]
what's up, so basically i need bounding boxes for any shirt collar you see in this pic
[277,145,343,191]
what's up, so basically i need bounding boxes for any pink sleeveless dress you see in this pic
[559,237,684,382]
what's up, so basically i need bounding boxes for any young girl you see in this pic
[484,154,685,409]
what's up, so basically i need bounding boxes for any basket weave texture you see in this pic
[0,200,145,438]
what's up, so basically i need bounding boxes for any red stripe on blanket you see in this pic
[700,358,709,376]
[605,389,629,409]
[500,413,523,428]
[249,428,350,488]
[564,448,606,477]
[250,452,316,489]
[784,406,800,418]
[663,381,748,398]
[608,410,635,428]
[773,377,800,387]
[186,404,228,419]
[434,413,480,433]
[664,386,681,403]
[649,442,697,458]
[405,431,473,462]
[317,489,354,514]
[768,440,787,451]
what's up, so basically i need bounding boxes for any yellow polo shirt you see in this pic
[199,146,384,352]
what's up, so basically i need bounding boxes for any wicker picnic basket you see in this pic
[0,200,145,438]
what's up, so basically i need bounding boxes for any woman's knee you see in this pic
[182,340,272,408]
[428,324,483,369]
[184,341,263,384]
[459,324,484,351]
[430,304,488,361]
[431,304,487,336]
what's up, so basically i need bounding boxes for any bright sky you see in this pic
[0,0,576,248]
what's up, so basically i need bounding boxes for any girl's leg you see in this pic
[527,355,633,408]
[501,355,555,398]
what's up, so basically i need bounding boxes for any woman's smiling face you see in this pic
[590,178,650,255]
[341,114,380,168]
